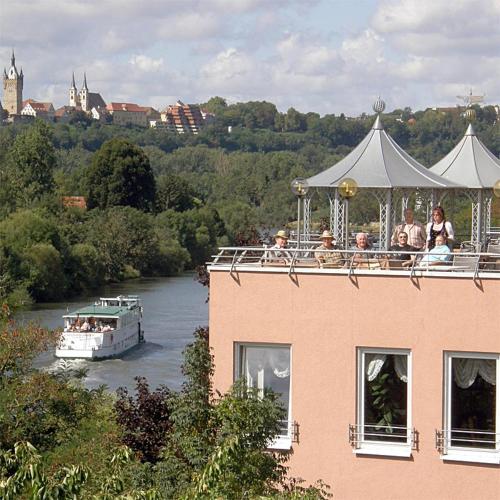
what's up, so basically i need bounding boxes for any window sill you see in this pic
[441,450,500,465]
[354,443,412,458]
[268,436,292,450]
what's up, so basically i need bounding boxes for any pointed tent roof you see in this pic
[429,123,500,188]
[307,115,462,189]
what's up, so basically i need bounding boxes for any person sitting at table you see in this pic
[315,230,343,267]
[349,232,375,267]
[420,235,452,266]
[426,206,454,250]
[386,231,419,267]
[269,230,291,261]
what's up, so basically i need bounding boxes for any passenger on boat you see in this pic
[270,230,291,259]
[385,231,418,267]
[81,319,90,331]
[315,230,343,267]
[426,206,454,250]
[391,209,426,250]
[420,235,452,266]
[102,324,112,332]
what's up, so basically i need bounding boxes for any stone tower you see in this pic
[2,50,23,116]
[69,72,78,107]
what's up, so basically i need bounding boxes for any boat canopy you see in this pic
[63,305,130,318]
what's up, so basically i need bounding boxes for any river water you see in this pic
[18,274,208,392]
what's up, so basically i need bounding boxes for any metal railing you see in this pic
[210,246,500,281]
[435,429,500,454]
[278,420,300,442]
[349,424,417,449]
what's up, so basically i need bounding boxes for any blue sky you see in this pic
[1,0,499,115]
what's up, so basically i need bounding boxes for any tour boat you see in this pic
[55,295,144,359]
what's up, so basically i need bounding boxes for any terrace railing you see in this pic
[209,246,500,282]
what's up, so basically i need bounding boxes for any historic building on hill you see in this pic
[21,98,55,120]
[2,51,23,116]
[69,72,106,112]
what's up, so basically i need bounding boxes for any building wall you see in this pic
[110,110,148,127]
[3,78,22,115]
[209,270,500,500]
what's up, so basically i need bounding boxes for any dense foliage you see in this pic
[0,99,498,303]
[0,306,331,498]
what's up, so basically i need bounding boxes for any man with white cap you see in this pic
[315,230,343,267]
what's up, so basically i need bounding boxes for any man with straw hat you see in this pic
[270,229,291,259]
[315,230,343,267]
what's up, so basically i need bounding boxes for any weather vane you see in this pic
[372,96,386,114]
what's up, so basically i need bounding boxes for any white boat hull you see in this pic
[56,323,143,359]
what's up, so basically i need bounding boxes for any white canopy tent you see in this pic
[305,111,462,249]
[430,123,500,249]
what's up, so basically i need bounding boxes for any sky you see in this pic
[1,0,499,116]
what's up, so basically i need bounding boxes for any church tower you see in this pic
[79,72,89,111]
[2,50,23,116]
[69,72,79,107]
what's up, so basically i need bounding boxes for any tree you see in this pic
[156,174,196,212]
[86,138,156,211]
[2,120,57,210]
[203,96,227,116]
[115,377,171,463]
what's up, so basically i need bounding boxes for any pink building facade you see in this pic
[209,265,500,499]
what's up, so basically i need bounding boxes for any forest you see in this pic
[0,98,499,304]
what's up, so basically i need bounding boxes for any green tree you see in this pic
[86,138,156,211]
[1,120,57,211]
[156,174,196,212]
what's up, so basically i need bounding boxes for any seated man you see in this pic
[314,230,343,267]
[386,231,418,267]
[268,229,291,261]
[349,232,376,267]
[419,235,452,266]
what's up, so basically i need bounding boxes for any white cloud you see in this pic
[0,0,499,114]
[129,55,165,73]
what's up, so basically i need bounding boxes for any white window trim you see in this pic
[442,351,500,465]
[356,347,413,458]
[234,342,293,450]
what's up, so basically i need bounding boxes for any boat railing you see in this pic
[209,246,500,281]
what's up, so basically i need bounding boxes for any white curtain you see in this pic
[268,349,290,378]
[366,353,408,383]
[453,358,496,388]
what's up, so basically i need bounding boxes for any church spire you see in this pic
[11,49,15,67]
[71,71,76,88]
[82,72,88,91]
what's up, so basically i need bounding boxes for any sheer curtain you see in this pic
[453,358,496,388]
[365,353,408,383]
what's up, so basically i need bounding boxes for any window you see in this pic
[353,348,412,457]
[441,352,499,464]
[236,344,292,449]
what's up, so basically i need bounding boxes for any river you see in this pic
[18,274,209,392]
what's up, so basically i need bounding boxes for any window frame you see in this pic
[442,351,500,464]
[234,342,293,450]
[356,347,413,457]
